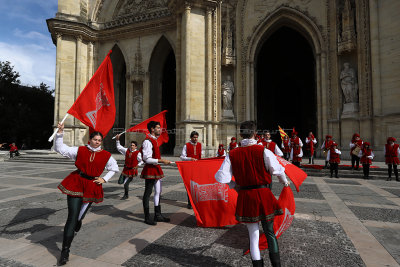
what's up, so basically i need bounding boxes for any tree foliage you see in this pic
[0,61,21,85]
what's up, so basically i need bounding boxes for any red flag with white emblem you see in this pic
[67,50,115,137]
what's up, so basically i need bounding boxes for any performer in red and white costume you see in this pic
[384,137,400,181]
[9,142,19,158]
[258,131,283,157]
[180,131,205,208]
[350,133,363,170]
[321,135,333,168]
[141,121,171,225]
[305,132,317,164]
[216,144,226,157]
[327,142,341,178]
[281,135,290,161]
[216,121,288,267]
[228,137,238,152]
[359,142,374,179]
[55,123,119,266]
[289,131,303,167]
[116,134,143,199]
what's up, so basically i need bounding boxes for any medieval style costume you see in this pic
[141,134,170,225]
[228,137,238,152]
[327,142,341,178]
[258,135,284,157]
[116,140,143,199]
[359,142,374,179]
[281,136,290,161]
[384,137,400,181]
[350,133,363,170]
[216,144,226,157]
[289,131,303,167]
[216,138,288,267]
[305,133,317,164]
[321,135,333,168]
[55,132,119,265]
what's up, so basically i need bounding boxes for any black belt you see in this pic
[78,171,96,180]
[240,184,270,190]
[124,165,138,170]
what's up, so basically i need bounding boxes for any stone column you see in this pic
[206,8,213,154]
[54,33,63,125]
[181,4,191,121]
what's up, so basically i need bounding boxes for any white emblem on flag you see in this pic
[276,156,290,167]
[190,181,229,204]
[86,83,110,128]
[274,208,294,237]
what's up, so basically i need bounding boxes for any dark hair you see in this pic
[240,121,257,139]
[131,141,138,146]
[190,131,199,138]
[90,131,103,140]
[147,121,160,133]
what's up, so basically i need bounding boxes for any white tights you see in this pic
[154,179,162,206]
[246,222,261,260]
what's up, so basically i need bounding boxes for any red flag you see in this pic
[244,186,295,255]
[176,158,239,227]
[68,51,115,137]
[126,110,169,146]
[275,156,307,192]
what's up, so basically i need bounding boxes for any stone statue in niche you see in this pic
[133,89,143,119]
[222,75,234,111]
[338,0,357,53]
[340,62,358,104]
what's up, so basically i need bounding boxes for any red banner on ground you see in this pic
[176,158,239,227]
[68,51,115,137]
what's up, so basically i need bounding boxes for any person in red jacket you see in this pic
[385,137,400,181]
[289,131,303,167]
[281,135,290,161]
[215,121,289,267]
[141,121,171,225]
[116,135,143,199]
[305,132,317,164]
[359,142,374,179]
[216,144,226,157]
[54,122,119,266]
[257,131,283,157]
[180,131,204,209]
[350,133,363,170]
[327,142,341,178]
[321,135,333,168]
[9,143,20,158]
[228,137,238,152]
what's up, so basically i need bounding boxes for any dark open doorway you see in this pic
[149,37,176,155]
[256,26,316,141]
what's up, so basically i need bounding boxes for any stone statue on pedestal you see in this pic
[222,75,234,111]
[133,90,143,120]
[340,62,358,103]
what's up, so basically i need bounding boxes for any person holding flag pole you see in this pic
[278,126,290,160]
[216,121,289,267]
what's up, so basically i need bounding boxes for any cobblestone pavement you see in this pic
[0,160,399,267]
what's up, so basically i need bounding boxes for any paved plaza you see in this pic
[0,159,399,267]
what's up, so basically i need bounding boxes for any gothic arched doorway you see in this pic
[255,26,316,140]
[149,36,176,155]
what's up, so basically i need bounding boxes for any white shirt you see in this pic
[358,149,375,159]
[305,137,317,144]
[215,139,288,187]
[216,150,226,157]
[258,139,284,157]
[180,141,205,161]
[54,133,119,182]
[383,145,400,157]
[116,140,143,166]
[142,134,160,165]
[326,149,342,161]
[289,138,303,160]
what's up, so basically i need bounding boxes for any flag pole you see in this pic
[112,130,126,140]
[48,114,69,142]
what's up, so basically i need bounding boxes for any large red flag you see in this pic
[67,51,115,137]
[176,158,239,227]
[244,186,295,255]
[126,110,169,146]
[275,156,307,192]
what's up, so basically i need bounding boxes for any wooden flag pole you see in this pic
[112,130,126,140]
[48,114,69,142]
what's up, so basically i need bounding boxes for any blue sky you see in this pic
[0,0,58,88]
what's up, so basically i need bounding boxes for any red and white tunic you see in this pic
[215,139,288,223]
[228,142,238,152]
[141,135,164,179]
[216,148,226,157]
[258,139,283,157]
[289,137,303,162]
[321,140,333,151]
[350,140,363,157]
[327,147,341,164]
[359,148,374,165]
[305,136,317,155]
[54,133,119,203]
[384,144,400,165]
[116,141,143,177]
[180,141,204,161]
[281,139,290,153]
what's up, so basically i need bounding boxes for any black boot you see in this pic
[269,252,281,267]
[144,207,157,225]
[74,220,82,233]
[154,205,170,222]
[252,259,264,267]
[395,169,399,182]
[58,236,73,266]
[121,193,129,200]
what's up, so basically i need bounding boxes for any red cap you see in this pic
[292,131,298,136]
[231,137,236,140]
[325,135,332,139]
[219,144,224,148]
[387,137,396,143]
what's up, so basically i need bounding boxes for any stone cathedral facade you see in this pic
[47,0,400,159]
